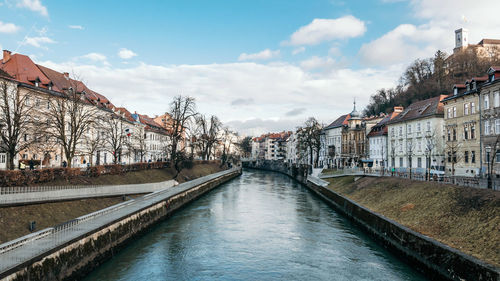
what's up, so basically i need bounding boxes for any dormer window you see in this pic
[490,74,495,82]
[466,84,470,91]
[472,81,476,89]
[34,81,39,87]
[454,88,458,95]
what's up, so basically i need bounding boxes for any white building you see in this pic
[322,114,349,168]
[366,107,403,170]
[387,96,447,174]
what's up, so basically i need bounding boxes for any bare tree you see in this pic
[445,140,462,176]
[166,96,197,162]
[82,122,105,166]
[406,139,415,178]
[296,117,323,168]
[220,127,237,165]
[45,85,98,168]
[424,130,437,180]
[103,113,126,164]
[194,114,222,160]
[0,79,45,169]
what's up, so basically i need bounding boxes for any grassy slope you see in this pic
[326,176,500,267]
[0,163,224,243]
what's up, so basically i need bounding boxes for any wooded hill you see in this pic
[363,49,500,116]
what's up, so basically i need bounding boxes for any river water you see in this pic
[84,170,427,281]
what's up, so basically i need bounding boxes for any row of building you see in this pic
[252,66,500,178]
[0,50,176,169]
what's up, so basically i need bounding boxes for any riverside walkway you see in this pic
[0,167,239,276]
[0,179,178,206]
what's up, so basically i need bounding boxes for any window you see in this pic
[399,142,402,152]
[447,129,451,141]
[484,95,490,109]
[448,152,451,163]
[447,108,452,118]
[495,92,500,107]
[426,122,431,132]
[418,140,421,151]
[25,97,30,106]
[464,103,469,115]
[471,102,476,114]
[452,128,457,141]
[471,151,476,163]
[471,125,475,139]
[407,124,412,134]
[496,150,500,163]
[485,120,491,135]
[0,154,5,164]
[465,151,469,163]
[453,106,457,117]
[417,123,421,132]
[496,119,500,134]
[464,126,468,140]
[24,134,28,141]
[399,127,402,136]
[399,157,403,167]
[417,157,422,168]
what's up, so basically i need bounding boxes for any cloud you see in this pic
[80,52,108,63]
[300,56,336,71]
[285,108,306,117]
[0,21,20,33]
[68,25,84,30]
[36,59,400,135]
[118,48,137,59]
[238,49,280,61]
[17,0,48,17]
[23,36,56,48]
[359,0,500,67]
[231,98,254,106]
[292,47,306,55]
[286,16,366,46]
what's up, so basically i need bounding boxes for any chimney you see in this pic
[2,50,11,64]
[394,106,404,113]
[63,72,69,80]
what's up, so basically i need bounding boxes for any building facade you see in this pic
[387,96,447,174]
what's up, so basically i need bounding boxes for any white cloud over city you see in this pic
[285,16,366,46]
[16,0,48,17]
[238,49,280,61]
[118,48,137,59]
[0,21,20,33]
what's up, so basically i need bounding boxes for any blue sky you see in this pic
[1,0,500,135]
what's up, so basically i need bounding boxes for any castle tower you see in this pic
[455,28,468,49]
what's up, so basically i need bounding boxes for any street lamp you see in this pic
[486,146,492,189]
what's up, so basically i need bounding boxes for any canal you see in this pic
[84,170,427,280]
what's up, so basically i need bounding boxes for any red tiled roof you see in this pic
[471,75,488,82]
[325,114,350,130]
[115,107,135,123]
[1,54,55,90]
[36,64,114,109]
[478,39,500,45]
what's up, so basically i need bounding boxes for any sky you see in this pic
[1,0,500,136]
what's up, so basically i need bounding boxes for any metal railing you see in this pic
[0,180,178,205]
[0,167,240,275]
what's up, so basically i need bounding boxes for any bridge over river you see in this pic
[84,169,427,280]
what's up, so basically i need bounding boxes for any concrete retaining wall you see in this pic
[1,169,240,281]
[243,160,500,281]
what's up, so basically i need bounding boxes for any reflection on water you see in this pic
[84,170,427,281]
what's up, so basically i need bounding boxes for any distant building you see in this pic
[322,114,349,168]
[341,101,366,167]
[366,107,403,169]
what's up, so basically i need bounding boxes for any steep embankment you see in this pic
[325,176,500,267]
[0,163,225,243]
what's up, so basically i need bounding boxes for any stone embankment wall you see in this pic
[2,169,240,281]
[243,160,500,281]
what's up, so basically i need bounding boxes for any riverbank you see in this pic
[0,163,225,244]
[325,176,500,268]
[0,168,241,280]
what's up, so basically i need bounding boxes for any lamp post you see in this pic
[486,146,492,189]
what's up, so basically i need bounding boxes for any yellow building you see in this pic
[442,79,483,176]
